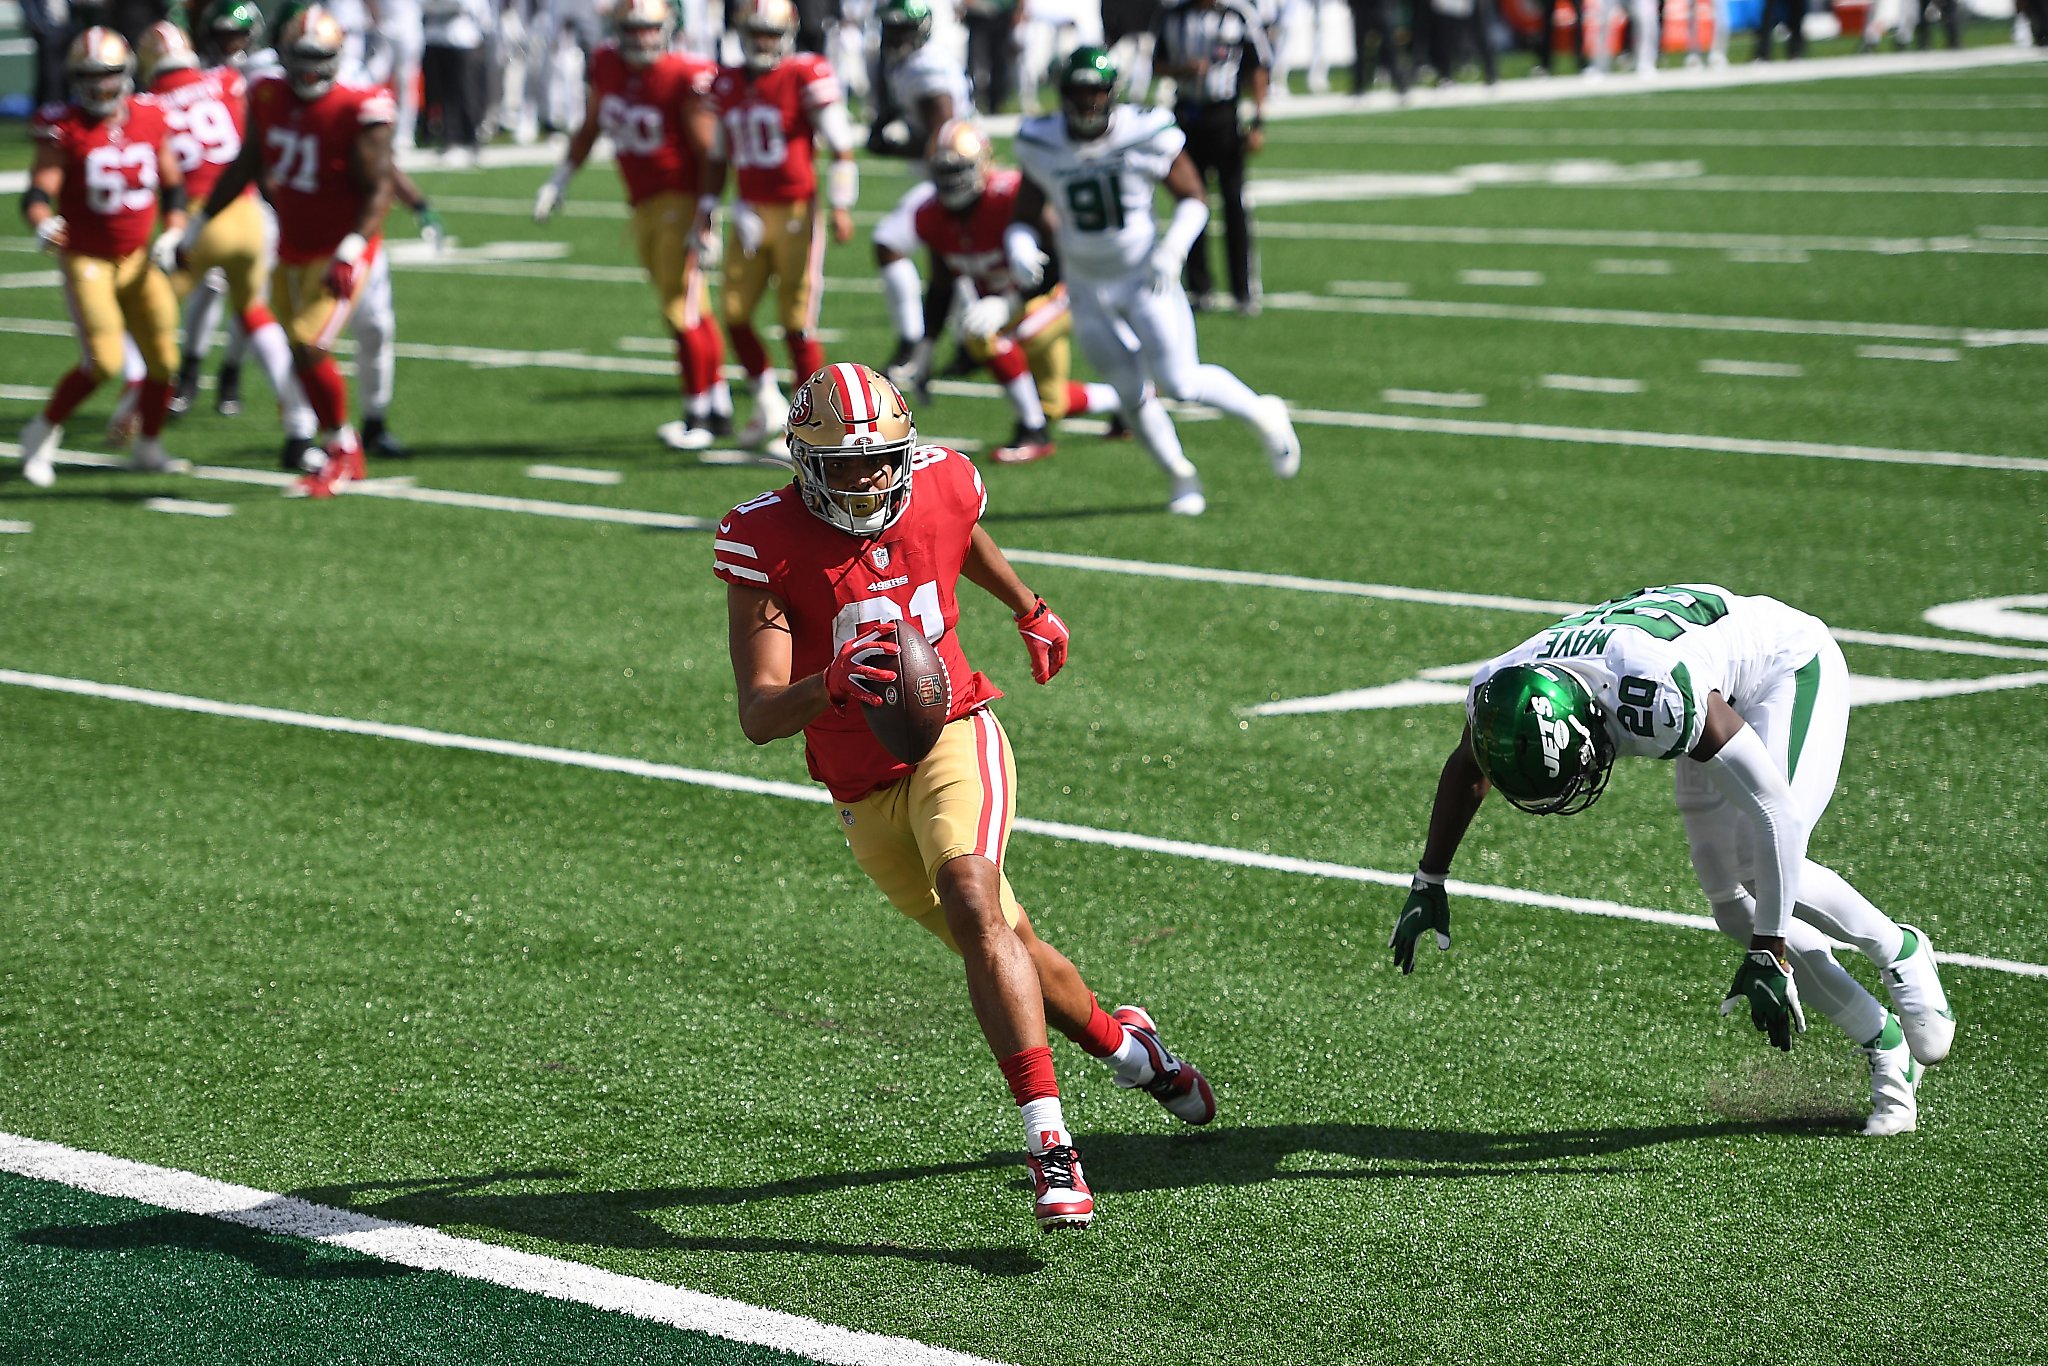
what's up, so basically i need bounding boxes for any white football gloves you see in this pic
[533,165,573,224]
[961,293,1016,342]
[732,200,765,256]
[1145,245,1185,297]
[35,215,68,254]
[149,225,186,274]
[1004,223,1048,291]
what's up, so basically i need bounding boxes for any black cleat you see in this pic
[362,415,410,460]
[705,410,733,438]
[1102,413,1133,441]
[214,363,242,416]
[168,359,202,420]
[280,434,319,473]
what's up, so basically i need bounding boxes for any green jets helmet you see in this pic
[877,0,933,61]
[1468,664,1616,816]
[1058,46,1118,142]
[197,0,265,66]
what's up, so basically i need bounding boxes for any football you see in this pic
[864,621,950,765]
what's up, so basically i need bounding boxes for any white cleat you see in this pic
[657,420,716,451]
[1863,1017,1921,1137]
[1167,474,1206,516]
[1883,924,1955,1066]
[18,416,60,488]
[736,391,790,451]
[128,437,190,474]
[1253,394,1300,479]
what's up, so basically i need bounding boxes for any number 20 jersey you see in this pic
[1467,586,1830,762]
[247,75,395,263]
[1013,104,1184,277]
[711,446,1002,804]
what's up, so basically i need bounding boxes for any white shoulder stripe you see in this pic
[716,561,770,583]
[713,538,757,557]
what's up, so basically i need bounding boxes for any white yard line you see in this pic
[142,498,234,518]
[1329,280,1414,297]
[1594,259,1675,275]
[0,520,33,534]
[3,666,2044,978]
[1726,248,1813,263]
[1700,359,1806,378]
[0,1133,1010,1366]
[526,465,624,485]
[1857,344,1963,362]
[0,383,49,400]
[1381,389,1486,408]
[1253,220,2048,258]
[1541,374,1646,394]
[1276,127,2048,148]
[1608,174,2048,195]
[1981,224,2048,239]
[1459,269,1546,287]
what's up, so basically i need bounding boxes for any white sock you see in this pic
[1079,382,1121,416]
[754,373,784,406]
[1189,363,1265,425]
[687,392,710,422]
[1020,1097,1069,1155]
[1133,397,1196,480]
[1107,1029,1156,1088]
[710,380,733,416]
[1004,372,1046,429]
[880,256,924,343]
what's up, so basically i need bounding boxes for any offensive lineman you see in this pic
[873,120,1122,465]
[695,0,860,450]
[1007,47,1297,517]
[1390,584,1956,1137]
[188,5,395,496]
[716,361,1216,1231]
[534,0,734,449]
[16,28,189,488]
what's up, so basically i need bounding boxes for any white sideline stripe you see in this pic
[1381,388,1485,408]
[526,464,623,485]
[1281,127,2048,149]
[1700,359,1805,378]
[1594,258,1674,275]
[1726,248,1812,264]
[1459,269,1545,287]
[1585,174,2048,196]
[1330,280,1413,297]
[1857,344,1963,362]
[1,667,2042,980]
[1254,220,2048,259]
[0,520,33,534]
[143,498,234,518]
[0,383,49,400]
[1983,225,2048,240]
[1542,374,1646,394]
[0,1133,1010,1366]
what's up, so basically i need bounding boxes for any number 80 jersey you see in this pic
[1014,104,1185,277]
[1467,585,1832,762]
[712,445,1003,803]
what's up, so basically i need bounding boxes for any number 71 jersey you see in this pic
[1467,585,1830,762]
[1013,104,1184,277]
[711,445,1002,803]
[248,74,394,263]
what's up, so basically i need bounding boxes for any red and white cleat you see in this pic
[993,425,1056,465]
[1026,1143,1094,1232]
[1113,1005,1217,1126]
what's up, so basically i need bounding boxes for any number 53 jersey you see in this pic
[1013,104,1184,278]
[1468,585,1832,761]
[712,445,1003,803]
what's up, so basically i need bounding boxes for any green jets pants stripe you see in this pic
[1787,654,1822,782]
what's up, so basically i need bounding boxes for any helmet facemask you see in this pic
[69,30,135,118]
[788,364,918,538]
[1470,665,1617,816]
[739,4,793,73]
[280,7,344,100]
[1059,48,1118,142]
[929,120,991,211]
[616,0,671,67]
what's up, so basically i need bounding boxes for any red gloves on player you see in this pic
[825,623,899,708]
[324,233,368,299]
[1015,597,1069,684]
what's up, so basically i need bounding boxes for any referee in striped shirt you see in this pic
[1152,0,1272,314]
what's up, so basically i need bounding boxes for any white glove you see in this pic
[150,225,186,274]
[1004,225,1048,291]
[35,215,67,254]
[533,165,571,223]
[961,293,1015,341]
[732,200,764,256]
[1145,245,1185,296]
[690,195,722,267]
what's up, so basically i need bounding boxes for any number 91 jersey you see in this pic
[1013,104,1184,277]
[32,96,171,260]
[712,445,1003,803]
[1467,585,1830,762]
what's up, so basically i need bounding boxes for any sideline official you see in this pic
[1152,0,1271,314]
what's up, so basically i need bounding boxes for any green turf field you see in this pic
[3,51,2046,1366]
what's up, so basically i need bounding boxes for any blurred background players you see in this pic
[959,0,1021,114]
[1151,0,1270,314]
[421,0,493,160]
[696,0,860,449]
[534,0,734,449]
[1007,47,1296,515]
[189,4,395,496]
[874,120,1120,464]
[17,27,189,488]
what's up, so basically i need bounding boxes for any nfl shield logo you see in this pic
[871,545,891,570]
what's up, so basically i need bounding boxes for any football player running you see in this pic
[16,28,189,488]
[1007,46,1298,517]
[188,5,394,496]
[1391,585,1956,1137]
[141,19,314,464]
[716,362,1217,1231]
[873,121,1121,465]
[534,0,734,450]
[695,0,860,451]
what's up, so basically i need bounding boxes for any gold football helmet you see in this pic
[67,28,135,118]
[138,21,200,88]
[614,0,672,68]
[929,119,992,212]
[278,5,346,100]
[787,363,918,537]
[735,0,796,73]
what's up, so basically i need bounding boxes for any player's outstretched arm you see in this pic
[198,120,262,221]
[1003,177,1049,289]
[349,120,397,245]
[536,81,602,222]
[962,527,1068,684]
[1689,692,1803,951]
[22,144,68,251]
[1392,727,1489,973]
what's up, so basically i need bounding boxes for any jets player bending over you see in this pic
[1006,47,1298,517]
[1391,585,1955,1137]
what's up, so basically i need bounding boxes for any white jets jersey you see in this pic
[1013,104,1185,276]
[1468,586,1830,762]
[885,49,971,139]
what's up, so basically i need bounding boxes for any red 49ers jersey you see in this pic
[151,66,249,209]
[707,53,839,206]
[248,74,394,263]
[712,446,1004,804]
[912,168,1023,299]
[32,95,170,260]
[588,44,714,206]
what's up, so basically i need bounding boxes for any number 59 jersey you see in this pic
[1013,104,1184,278]
[1467,586,1831,762]
[712,445,1003,803]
